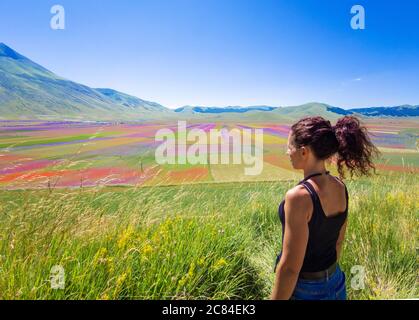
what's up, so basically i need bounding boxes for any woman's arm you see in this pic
[271,187,311,300]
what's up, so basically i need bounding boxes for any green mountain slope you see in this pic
[0,43,170,120]
[95,88,167,112]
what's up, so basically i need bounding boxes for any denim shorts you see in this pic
[290,265,347,300]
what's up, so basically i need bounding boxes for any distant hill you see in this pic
[0,43,417,121]
[174,102,419,119]
[174,106,276,114]
[278,103,419,118]
[273,103,343,120]
[0,43,171,120]
[348,105,419,117]
[171,103,347,122]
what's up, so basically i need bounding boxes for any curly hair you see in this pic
[290,115,380,178]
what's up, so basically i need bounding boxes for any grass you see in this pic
[0,171,417,300]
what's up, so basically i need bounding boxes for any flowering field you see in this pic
[0,119,417,189]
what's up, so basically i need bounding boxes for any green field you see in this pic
[0,171,417,300]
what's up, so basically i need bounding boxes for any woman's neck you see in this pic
[303,162,328,179]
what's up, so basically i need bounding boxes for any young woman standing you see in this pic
[271,116,379,300]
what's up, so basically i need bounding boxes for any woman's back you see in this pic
[299,174,348,272]
[306,174,347,219]
[277,172,349,273]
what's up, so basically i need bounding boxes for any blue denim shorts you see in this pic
[291,265,347,300]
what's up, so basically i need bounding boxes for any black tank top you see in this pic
[276,172,349,272]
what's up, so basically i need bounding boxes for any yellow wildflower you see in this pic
[178,276,187,288]
[213,258,227,270]
[197,257,206,267]
[100,293,110,300]
[117,225,134,249]
[116,273,127,287]
[187,262,196,278]
[107,256,115,274]
[93,247,108,266]
[141,243,153,256]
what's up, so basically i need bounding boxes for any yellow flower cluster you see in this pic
[197,257,206,267]
[117,225,135,249]
[113,272,128,298]
[385,191,416,208]
[93,247,108,266]
[177,262,196,288]
[141,243,153,256]
[99,293,110,300]
[212,258,228,271]
[116,273,127,287]
[151,218,173,244]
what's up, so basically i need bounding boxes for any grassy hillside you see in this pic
[0,171,417,299]
[0,43,171,121]
[95,88,168,112]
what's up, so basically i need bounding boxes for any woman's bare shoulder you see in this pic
[284,185,312,220]
[285,185,312,204]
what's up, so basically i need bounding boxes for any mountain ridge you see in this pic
[173,102,419,117]
[0,43,171,121]
[0,43,418,121]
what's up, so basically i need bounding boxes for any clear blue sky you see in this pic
[1,0,418,109]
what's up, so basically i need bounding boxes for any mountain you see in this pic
[174,105,276,114]
[95,88,167,112]
[172,103,345,122]
[348,105,419,117]
[272,103,343,120]
[173,102,419,119]
[0,43,171,120]
[173,103,346,121]
[0,43,417,121]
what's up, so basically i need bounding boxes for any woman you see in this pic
[271,115,379,300]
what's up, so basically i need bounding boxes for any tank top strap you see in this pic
[299,180,320,218]
[304,176,349,216]
[300,180,319,201]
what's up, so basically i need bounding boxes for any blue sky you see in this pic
[1,0,419,109]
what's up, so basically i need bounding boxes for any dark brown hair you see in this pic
[290,116,380,178]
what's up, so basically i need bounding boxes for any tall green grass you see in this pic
[0,171,417,299]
